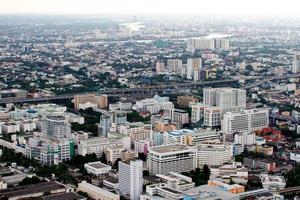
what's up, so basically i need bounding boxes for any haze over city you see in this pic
[1,0,300,16]
[1,0,300,200]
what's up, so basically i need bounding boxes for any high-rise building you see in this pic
[42,115,71,139]
[203,88,246,112]
[99,113,112,137]
[167,59,183,74]
[163,108,189,127]
[214,38,230,50]
[292,51,300,73]
[119,160,143,200]
[156,61,165,74]
[203,106,222,127]
[221,108,269,134]
[197,142,233,167]
[187,58,202,80]
[148,144,197,175]
[187,38,230,51]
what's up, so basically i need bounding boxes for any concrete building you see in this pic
[148,144,197,175]
[234,132,256,146]
[260,175,286,191]
[77,181,120,200]
[210,162,248,185]
[119,160,143,200]
[167,59,183,74]
[292,51,300,73]
[134,140,151,155]
[186,58,202,80]
[203,88,246,112]
[203,106,222,127]
[208,179,245,194]
[177,95,198,108]
[222,109,269,134]
[163,108,189,127]
[183,185,239,200]
[197,142,233,167]
[120,149,139,162]
[84,161,112,176]
[74,94,108,110]
[42,115,71,140]
[77,137,109,157]
[99,113,113,137]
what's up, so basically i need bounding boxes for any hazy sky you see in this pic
[1,0,300,17]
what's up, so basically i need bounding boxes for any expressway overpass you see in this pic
[0,78,245,104]
[0,73,298,104]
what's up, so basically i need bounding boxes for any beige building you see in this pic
[177,95,198,108]
[74,94,108,110]
[121,149,139,162]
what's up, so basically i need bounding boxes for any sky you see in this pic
[1,0,300,17]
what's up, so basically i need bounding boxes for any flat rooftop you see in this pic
[0,181,65,198]
[184,185,239,200]
[42,192,86,200]
[86,161,110,169]
[150,144,189,153]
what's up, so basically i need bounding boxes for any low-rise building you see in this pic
[84,161,112,176]
[77,181,120,200]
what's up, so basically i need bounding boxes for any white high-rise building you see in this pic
[234,132,256,146]
[119,160,143,200]
[214,38,230,50]
[187,38,230,51]
[148,144,197,175]
[187,38,215,50]
[186,58,202,80]
[191,104,207,123]
[167,59,183,74]
[42,115,71,139]
[156,61,165,74]
[221,108,269,134]
[197,142,233,167]
[203,88,246,112]
[292,51,300,73]
[99,113,112,137]
[203,106,222,127]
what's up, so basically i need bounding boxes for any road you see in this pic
[0,73,299,104]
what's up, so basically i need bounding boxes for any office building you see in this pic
[99,113,112,137]
[84,161,112,176]
[203,106,222,127]
[119,160,143,200]
[222,108,269,134]
[197,142,233,167]
[186,58,202,80]
[78,181,120,200]
[148,144,197,175]
[203,88,246,112]
[42,115,71,139]
[292,51,300,73]
[167,59,183,74]
[163,108,189,127]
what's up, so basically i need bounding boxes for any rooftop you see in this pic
[149,144,190,153]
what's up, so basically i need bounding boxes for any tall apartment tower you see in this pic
[42,115,71,139]
[203,88,246,112]
[167,59,183,74]
[292,51,300,73]
[186,58,202,80]
[98,113,112,137]
[119,160,143,200]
